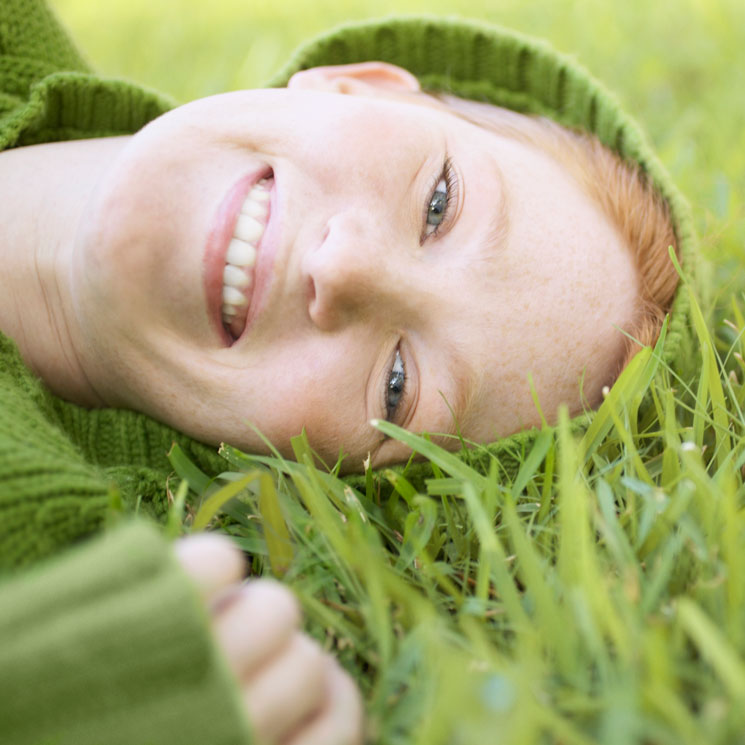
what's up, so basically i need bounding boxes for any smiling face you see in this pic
[71,63,638,470]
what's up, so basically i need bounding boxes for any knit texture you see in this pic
[0,521,254,745]
[0,331,228,569]
[0,0,172,151]
[0,3,225,563]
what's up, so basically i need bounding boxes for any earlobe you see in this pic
[287,62,421,96]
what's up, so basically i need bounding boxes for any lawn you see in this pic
[51,0,745,742]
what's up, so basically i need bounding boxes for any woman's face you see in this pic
[73,63,638,469]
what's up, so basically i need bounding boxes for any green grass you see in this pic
[165,300,745,744]
[52,0,745,741]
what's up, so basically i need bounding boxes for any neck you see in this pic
[0,136,131,405]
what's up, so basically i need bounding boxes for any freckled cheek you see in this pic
[296,382,364,456]
[231,362,359,453]
[472,282,562,404]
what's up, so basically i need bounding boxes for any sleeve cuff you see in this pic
[0,520,253,745]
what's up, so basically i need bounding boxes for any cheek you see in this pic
[459,272,575,436]
[271,362,359,450]
[74,149,172,317]
[211,339,370,458]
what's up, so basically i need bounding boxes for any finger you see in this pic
[213,580,301,680]
[173,532,246,602]
[244,633,327,745]
[283,658,364,745]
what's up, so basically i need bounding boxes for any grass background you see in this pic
[51,0,745,743]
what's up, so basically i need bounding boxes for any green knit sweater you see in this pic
[0,2,253,743]
[1,0,697,742]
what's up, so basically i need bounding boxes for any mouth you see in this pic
[204,167,274,345]
[221,173,273,340]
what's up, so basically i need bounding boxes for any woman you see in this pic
[2,62,682,470]
[0,1,696,743]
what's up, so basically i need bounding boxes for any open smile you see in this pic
[203,167,274,346]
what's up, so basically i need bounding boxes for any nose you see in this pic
[302,211,405,332]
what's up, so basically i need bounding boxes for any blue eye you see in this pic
[422,158,457,240]
[385,348,406,421]
[426,179,448,230]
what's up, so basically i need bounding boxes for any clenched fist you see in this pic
[175,533,363,745]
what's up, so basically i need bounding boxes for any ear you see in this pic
[287,62,421,96]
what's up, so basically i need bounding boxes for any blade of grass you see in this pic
[258,472,294,576]
[192,470,260,531]
[371,420,486,490]
[168,442,212,494]
[678,598,745,702]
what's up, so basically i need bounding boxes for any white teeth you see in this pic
[222,285,247,306]
[226,239,256,267]
[234,214,264,244]
[241,198,268,219]
[223,264,251,289]
[248,185,271,203]
[220,175,272,337]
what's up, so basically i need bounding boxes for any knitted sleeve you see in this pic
[0,520,254,745]
[0,335,253,744]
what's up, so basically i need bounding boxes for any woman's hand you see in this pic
[175,533,363,745]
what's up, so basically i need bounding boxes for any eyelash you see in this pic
[421,156,458,242]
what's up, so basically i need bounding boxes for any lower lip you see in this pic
[203,169,272,345]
